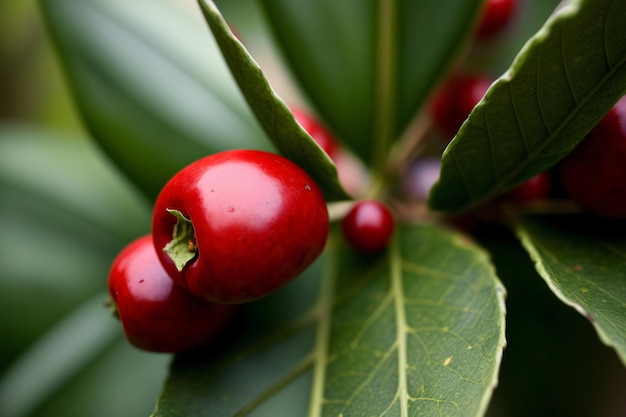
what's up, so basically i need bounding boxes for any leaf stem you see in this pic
[370,0,398,194]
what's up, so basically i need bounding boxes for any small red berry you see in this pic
[341,200,395,254]
[558,96,626,218]
[108,235,237,353]
[476,0,518,39]
[429,74,494,139]
[291,107,339,160]
[505,171,551,203]
[152,150,329,304]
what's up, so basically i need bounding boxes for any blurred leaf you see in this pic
[0,126,167,417]
[0,126,149,360]
[258,0,483,164]
[153,224,506,416]
[34,339,169,417]
[513,212,626,365]
[0,295,120,417]
[197,0,349,201]
[38,0,271,200]
[429,0,626,213]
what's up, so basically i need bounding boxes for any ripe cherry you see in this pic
[429,74,494,139]
[505,171,551,203]
[291,107,339,160]
[558,96,626,218]
[152,150,329,304]
[341,200,395,254]
[108,235,237,353]
[476,0,518,39]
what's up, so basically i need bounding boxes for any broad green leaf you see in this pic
[152,224,506,417]
[197,0,349,202]
[429,0,626,213]
[315,225,506,417]
[513,212,626,364]
[39,0,271,200]
[258,0,484,165]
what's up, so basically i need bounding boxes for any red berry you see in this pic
[108,235,237,353]
[476,0,518,39]
[291,107,339,160]
[505,171,551,203]
[152,150,329,304]
[558,96,626,218]
[429,74,494,139]
[341,200,395,254]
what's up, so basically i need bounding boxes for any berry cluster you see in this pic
[109,112,396,353]
[109,149,330,353]
[108,0,626,354]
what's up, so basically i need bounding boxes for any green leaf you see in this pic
[0,126,149,357]
[513,212,626,365]
[258,0,484,165]
[316,225,506,417]
[152,224,506,417]
[197,0,349,202]
[38,0,271,200]
[429,0,626,213]
[0,295,120,417]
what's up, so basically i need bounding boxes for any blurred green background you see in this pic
[1,0,624,416]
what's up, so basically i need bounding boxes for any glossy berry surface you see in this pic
[291,107,339,160]
[108,235,237,353]
[505,171,551,203]
[152,149,329,304]
[341,200,395,254]
[429,74,494,139]
[558,96,626,218]
[476,0,518,39]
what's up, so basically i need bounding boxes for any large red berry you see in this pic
[108,235,237,353]
[505,171,551,203]
[291,107,339,160]
[476,0,518,39]
[558,96,626,218]
[429,74,494,139]
[341,200,395,254]
[152,150,329,304]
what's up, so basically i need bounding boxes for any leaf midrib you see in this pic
[390,234,409,417]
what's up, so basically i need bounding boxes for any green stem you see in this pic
[370,0,398,196]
